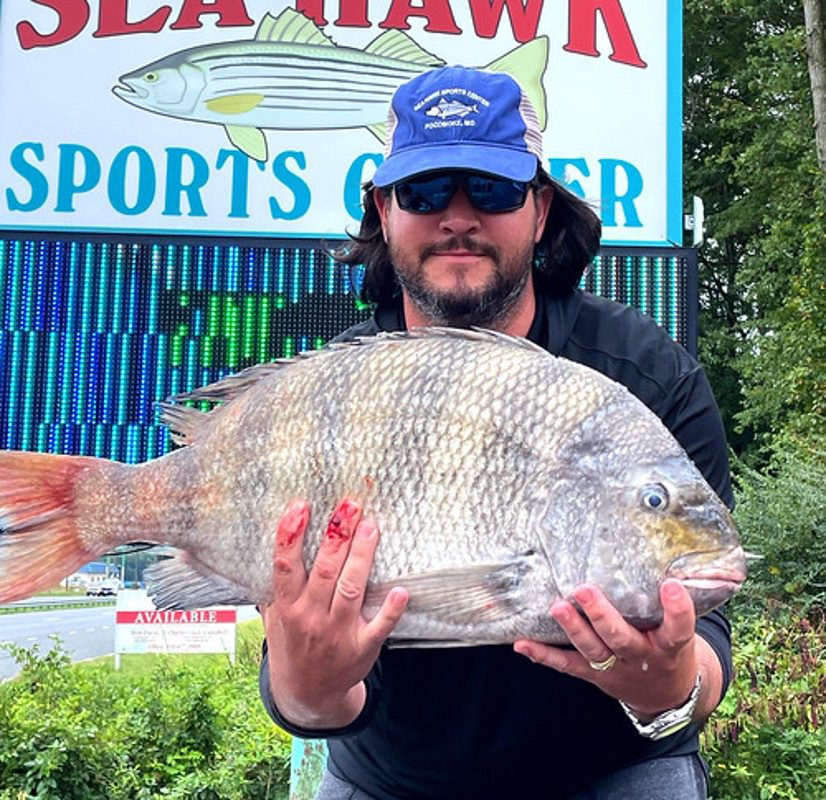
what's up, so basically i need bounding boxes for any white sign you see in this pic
[0,0,682,245]
[115,589,237,658]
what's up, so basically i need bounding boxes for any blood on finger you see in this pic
[277,502,309,547]
[326,500,360,542]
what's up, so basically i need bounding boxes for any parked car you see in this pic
[86,581,119,597]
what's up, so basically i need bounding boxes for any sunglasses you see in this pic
[393,171,533,214]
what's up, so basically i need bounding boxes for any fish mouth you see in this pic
[113,81,148,101]
[667,546,747,613]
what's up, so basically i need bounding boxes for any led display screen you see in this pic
[0,235,696,461]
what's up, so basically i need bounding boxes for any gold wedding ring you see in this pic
[588,654,618,672]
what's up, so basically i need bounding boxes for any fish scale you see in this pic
[0,329,746,645]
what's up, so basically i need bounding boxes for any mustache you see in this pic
[420,236,498,262]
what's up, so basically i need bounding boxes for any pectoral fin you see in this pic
[365,556,532,625]
[207,94,265,115]
[225,125,268,162]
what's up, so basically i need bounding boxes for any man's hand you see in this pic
[513,580,722,721]
[261,498,409,730]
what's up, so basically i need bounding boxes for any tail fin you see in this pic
[0,451,104,602]
[485,37,549,129]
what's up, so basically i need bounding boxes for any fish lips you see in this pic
[113,80,148,102]
[667,546,747,612]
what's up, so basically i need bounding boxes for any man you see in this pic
[259,66,733,799]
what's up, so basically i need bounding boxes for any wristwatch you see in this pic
[618,671,702,741]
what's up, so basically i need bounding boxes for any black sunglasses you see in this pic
[393,171,533,214]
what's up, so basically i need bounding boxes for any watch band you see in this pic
[618,671,702,741]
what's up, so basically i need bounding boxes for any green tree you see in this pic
[685,0,826,459]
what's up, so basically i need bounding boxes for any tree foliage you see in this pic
[685,0,826,458]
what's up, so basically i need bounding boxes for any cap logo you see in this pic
[415,86,490,130]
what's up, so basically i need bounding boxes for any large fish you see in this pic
[111,8,548,162]
[0,329,746,646]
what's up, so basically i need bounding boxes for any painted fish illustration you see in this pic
[0,329,746,647]
[425,98,479,119]
[112,8,549,162]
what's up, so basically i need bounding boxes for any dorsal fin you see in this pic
[256,8,335,47]
[364,29,444,66]
[485,37,549,129]
[157,328,549,445]
[366,122,387,143]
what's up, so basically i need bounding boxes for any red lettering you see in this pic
[17,0,89,49]
[94,0,171,37]
[467,0,542,41]
[296,0,328,26]
[296,0,369,27]
[170,0,255,31]
[565,0,647,68]
[117,609,237,623]
[336,0,370,28]
[380,0,461,34]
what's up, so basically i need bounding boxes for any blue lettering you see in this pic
[600,159,643,227]
[216,149,266,218]
[109,146,155,215]
[269,151,310,220]
[344,153,382,220]
[548,158,590,199]
[55,144,100,212]
[164,148,209,216]
[6,142,48,212]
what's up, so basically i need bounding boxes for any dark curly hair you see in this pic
[332,166,602,304]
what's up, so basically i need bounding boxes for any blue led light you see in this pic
[0,237,688,462]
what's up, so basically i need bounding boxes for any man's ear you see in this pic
[374,187,390,226]
[534,185,553,244]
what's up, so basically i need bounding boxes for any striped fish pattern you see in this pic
[112,8,549,161]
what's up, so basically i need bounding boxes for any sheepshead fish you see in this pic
[111,8,549,162]
[0,329,745,646]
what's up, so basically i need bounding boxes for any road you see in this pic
[0,605,116,680]
[0,602,259,681]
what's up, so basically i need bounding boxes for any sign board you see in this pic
[114,589,237,660]
[0,0,682,245]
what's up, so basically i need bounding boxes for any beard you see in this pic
[388,233,535,328]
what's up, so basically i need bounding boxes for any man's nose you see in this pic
[438,187,481,236]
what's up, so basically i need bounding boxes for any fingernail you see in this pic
[388,587,408,606]
[664,581,682,600]
[326,500,360,540]
[514,644,535,662]
[338,499,361,519]
[574,586,594,604]
[277,501,308,547]
[357,520,376,540]
[550,602,570,623]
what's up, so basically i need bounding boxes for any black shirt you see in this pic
[260,282,733,799]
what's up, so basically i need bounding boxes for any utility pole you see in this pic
[803,0,826,184]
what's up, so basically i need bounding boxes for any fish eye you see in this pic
[640,484,669,511]
[144,72,159,83]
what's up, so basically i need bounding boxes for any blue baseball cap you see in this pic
[372,66,544,188]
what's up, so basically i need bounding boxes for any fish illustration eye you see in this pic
[144,72,159,83]
[640,484,669,510]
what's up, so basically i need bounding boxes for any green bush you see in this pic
[0,632,290,799]
[703,609,826,799]
[731,433,826,616]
